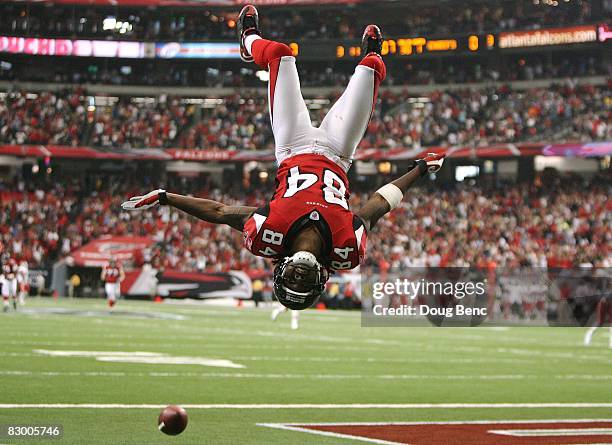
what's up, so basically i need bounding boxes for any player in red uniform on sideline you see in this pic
[101,258,125,309]
[122,5,445,310]
[1,256,18,312]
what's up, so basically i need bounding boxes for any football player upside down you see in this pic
[122,5,445,310]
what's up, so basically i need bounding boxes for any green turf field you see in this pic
[0,298,610,444]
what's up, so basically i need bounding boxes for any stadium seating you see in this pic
[1,172,609,272]
[2,84,610,149]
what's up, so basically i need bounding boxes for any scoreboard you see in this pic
[315,24,600,60]
[334,34,496,59]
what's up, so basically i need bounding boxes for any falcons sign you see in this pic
[124,269,253,300]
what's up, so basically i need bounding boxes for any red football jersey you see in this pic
[2,260,17,279]
[243,154,367,271]
[103,265,122,283]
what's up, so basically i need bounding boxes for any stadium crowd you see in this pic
[2,0,597,41]
[0,89,87,146]
[364,173,611,271]
[1,83,610,149]
[0,171,609,273]
[364,82,611,147]
[90,96,192,149]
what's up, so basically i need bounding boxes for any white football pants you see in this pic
[269,56,377,171]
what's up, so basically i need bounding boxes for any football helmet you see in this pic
[273,251,329,310]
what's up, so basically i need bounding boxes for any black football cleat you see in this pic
[238,5,261,63]
[361,24,383,56]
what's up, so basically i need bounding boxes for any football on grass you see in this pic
[158,405,188,435]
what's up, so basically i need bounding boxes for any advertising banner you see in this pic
[499,25,597,49]
[155,42,240,59]
[599,24,612,42]
[2,143,611,163]
[70,236,155,267]
[124,268,252,300]
[0,36,146,58]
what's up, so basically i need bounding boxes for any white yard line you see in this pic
[259,424,404,445]
[0,351,537,364]
[262,419,612,426]
[1,339,610,362]
[0,370,610,381]
[0,404,611,409]
[489,427,612,437]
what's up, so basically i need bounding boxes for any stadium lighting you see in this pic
[256,70,270,82]
[378,162,392,174]
[103,17,117,31]
[455,165,480,181]
[103,17,133,34]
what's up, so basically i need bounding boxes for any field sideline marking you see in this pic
[0,370,610,381]
[259,423,401,445]
[258,420,612,445]
[260,419,612,426]
[2,340,610,361]
[489,427,612,437]
[0,403,611,409]
[0,351,540,364]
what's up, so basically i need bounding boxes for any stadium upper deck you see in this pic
[0,0,608,91]
[1,0,602,41]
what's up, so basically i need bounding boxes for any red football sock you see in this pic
[359,53,386,83]
[251,39,293,69]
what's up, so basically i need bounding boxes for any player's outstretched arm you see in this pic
[356,153,445,230]
[121,189,256,231]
